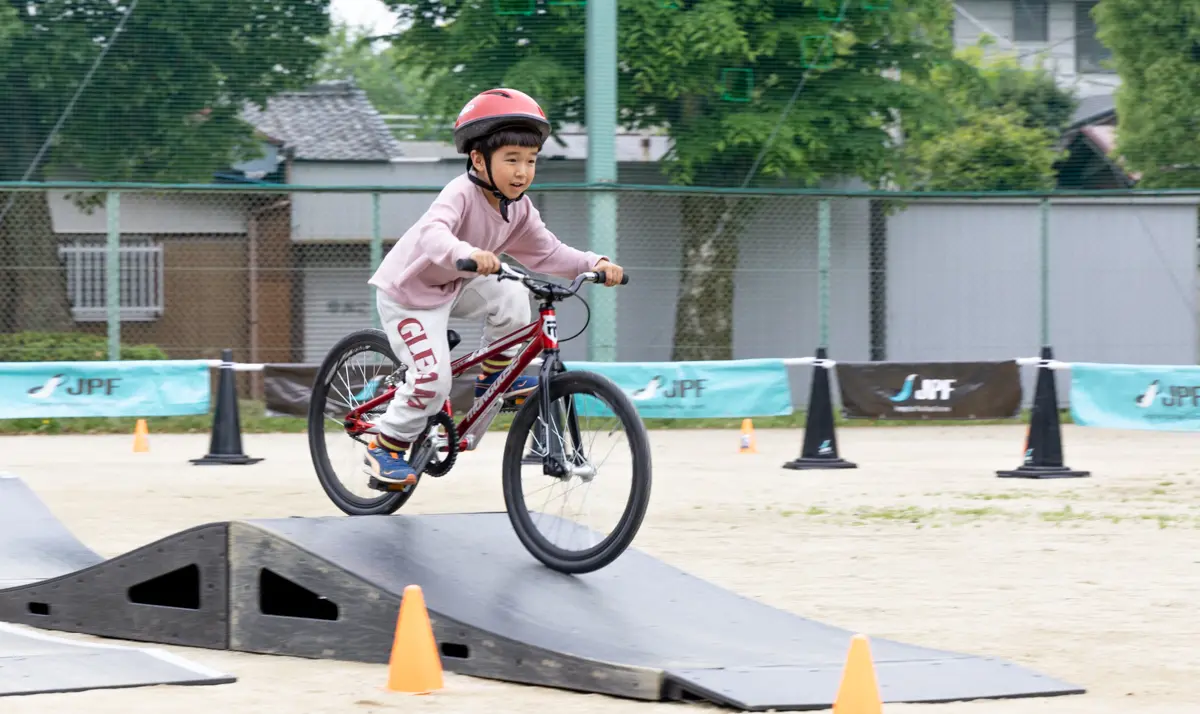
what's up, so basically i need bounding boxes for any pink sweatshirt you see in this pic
[369,172,607,310]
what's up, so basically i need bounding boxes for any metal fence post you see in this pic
[818,197,832,349]
[1039,196,1050,347]
[586,0,618,361]
[106,190,121,361]
[371,191,383,331]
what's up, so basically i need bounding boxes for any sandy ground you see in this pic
[1,422,1198,713]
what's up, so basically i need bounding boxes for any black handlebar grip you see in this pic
[595,271,631,285]
[456,258,479,272]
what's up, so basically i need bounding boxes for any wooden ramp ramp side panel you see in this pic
[225,521,664,701]
[0,622,235,697]
[0,523,231,650]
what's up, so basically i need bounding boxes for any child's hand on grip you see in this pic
[469,250,502,275]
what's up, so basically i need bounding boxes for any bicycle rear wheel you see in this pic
[502,370,652,574]
[308,328,415,515]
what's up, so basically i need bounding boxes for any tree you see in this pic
[385,0,956,360]
[0,0,330,332]
[315,21,443,134]
[899,40,1077,191]
[1093,0,1200,188]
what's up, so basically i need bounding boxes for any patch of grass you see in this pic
[949,506,1007,518]
[1039,504,1091,523]
[959,491,1028,501]
[850,505,939,522]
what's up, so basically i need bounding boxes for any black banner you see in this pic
[834,360,1022,420]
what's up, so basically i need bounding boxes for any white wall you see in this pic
[47,190,251,235]
[288,161,461,242]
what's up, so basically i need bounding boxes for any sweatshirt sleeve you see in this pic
[505,200,607,278]
[415,188,479,270]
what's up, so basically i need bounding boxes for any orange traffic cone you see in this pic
[133,419,150,453]
[739,418,757,453]
[385,585,444,694]
[833,634,883,713]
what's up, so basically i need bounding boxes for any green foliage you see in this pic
[315,21,443,132]
[385,0,956,189]
[907,111,1062,191]
[0,0,332,183]
[1094,1,1200,188]
[900,41,1075,191]
[0,332,168,362]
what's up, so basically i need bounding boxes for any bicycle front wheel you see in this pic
[502,370,652,574]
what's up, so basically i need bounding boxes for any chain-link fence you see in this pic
[1,186,1196,393]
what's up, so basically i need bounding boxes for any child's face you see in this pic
[473,145,539,201]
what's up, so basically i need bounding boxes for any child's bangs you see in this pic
[479,127,544,153]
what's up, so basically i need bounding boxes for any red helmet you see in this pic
[453,88,551,154]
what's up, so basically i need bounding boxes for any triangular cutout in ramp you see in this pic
[258,568,339,621]
[128,564,201,610]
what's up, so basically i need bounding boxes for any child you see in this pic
[364,88,624,487]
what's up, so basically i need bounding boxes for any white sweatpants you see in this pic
[376,275,531,442]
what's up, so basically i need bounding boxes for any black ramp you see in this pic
[0,474,104,587]
[0,622,235,696]
[228,513,1084,711]
[0,474,230,650]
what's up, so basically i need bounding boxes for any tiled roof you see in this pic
[241,81,404,162]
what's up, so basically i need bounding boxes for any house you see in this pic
[952,1,1118,99]
[44,80,406,367]
[1053,92,1136,189]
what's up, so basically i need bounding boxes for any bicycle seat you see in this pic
[447,329,461,352]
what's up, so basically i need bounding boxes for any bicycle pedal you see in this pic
[367,476,416,492]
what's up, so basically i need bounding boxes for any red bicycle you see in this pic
[307,259,652,574]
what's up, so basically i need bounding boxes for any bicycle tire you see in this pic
[308,328,415,516]
[502,370,653,574]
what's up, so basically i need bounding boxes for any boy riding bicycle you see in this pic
[365,88,625,487]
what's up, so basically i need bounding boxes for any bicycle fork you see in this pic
[533,353,593,481]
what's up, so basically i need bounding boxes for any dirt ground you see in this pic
[1,422,1198,714]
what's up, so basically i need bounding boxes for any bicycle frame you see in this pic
[341,302,562,453]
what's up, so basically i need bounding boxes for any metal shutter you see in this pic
[301,262,489,365]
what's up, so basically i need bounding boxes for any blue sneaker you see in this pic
[365,440,418,487]
[475,371,538,401]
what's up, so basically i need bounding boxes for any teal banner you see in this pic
[0,360,212,419]
[562,358,793,419]
[1070,362,1200,431]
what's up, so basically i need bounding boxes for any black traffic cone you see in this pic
[996,345,1087,479]
[783,347,857,470]
[191,349,263,465]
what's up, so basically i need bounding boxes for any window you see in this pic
[1013,0,1048,42]
[58,237,164,322]
[1075,1,1115,73]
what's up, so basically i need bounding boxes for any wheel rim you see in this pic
[513,386,641,561]
[315,340,412,508]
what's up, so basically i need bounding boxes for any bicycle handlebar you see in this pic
[455,258,630,295]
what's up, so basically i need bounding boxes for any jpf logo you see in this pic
[28,374,121,399]
[628,376,707,401]
[891,374,956,402]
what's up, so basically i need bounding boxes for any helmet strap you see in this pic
[465,150,526,223]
